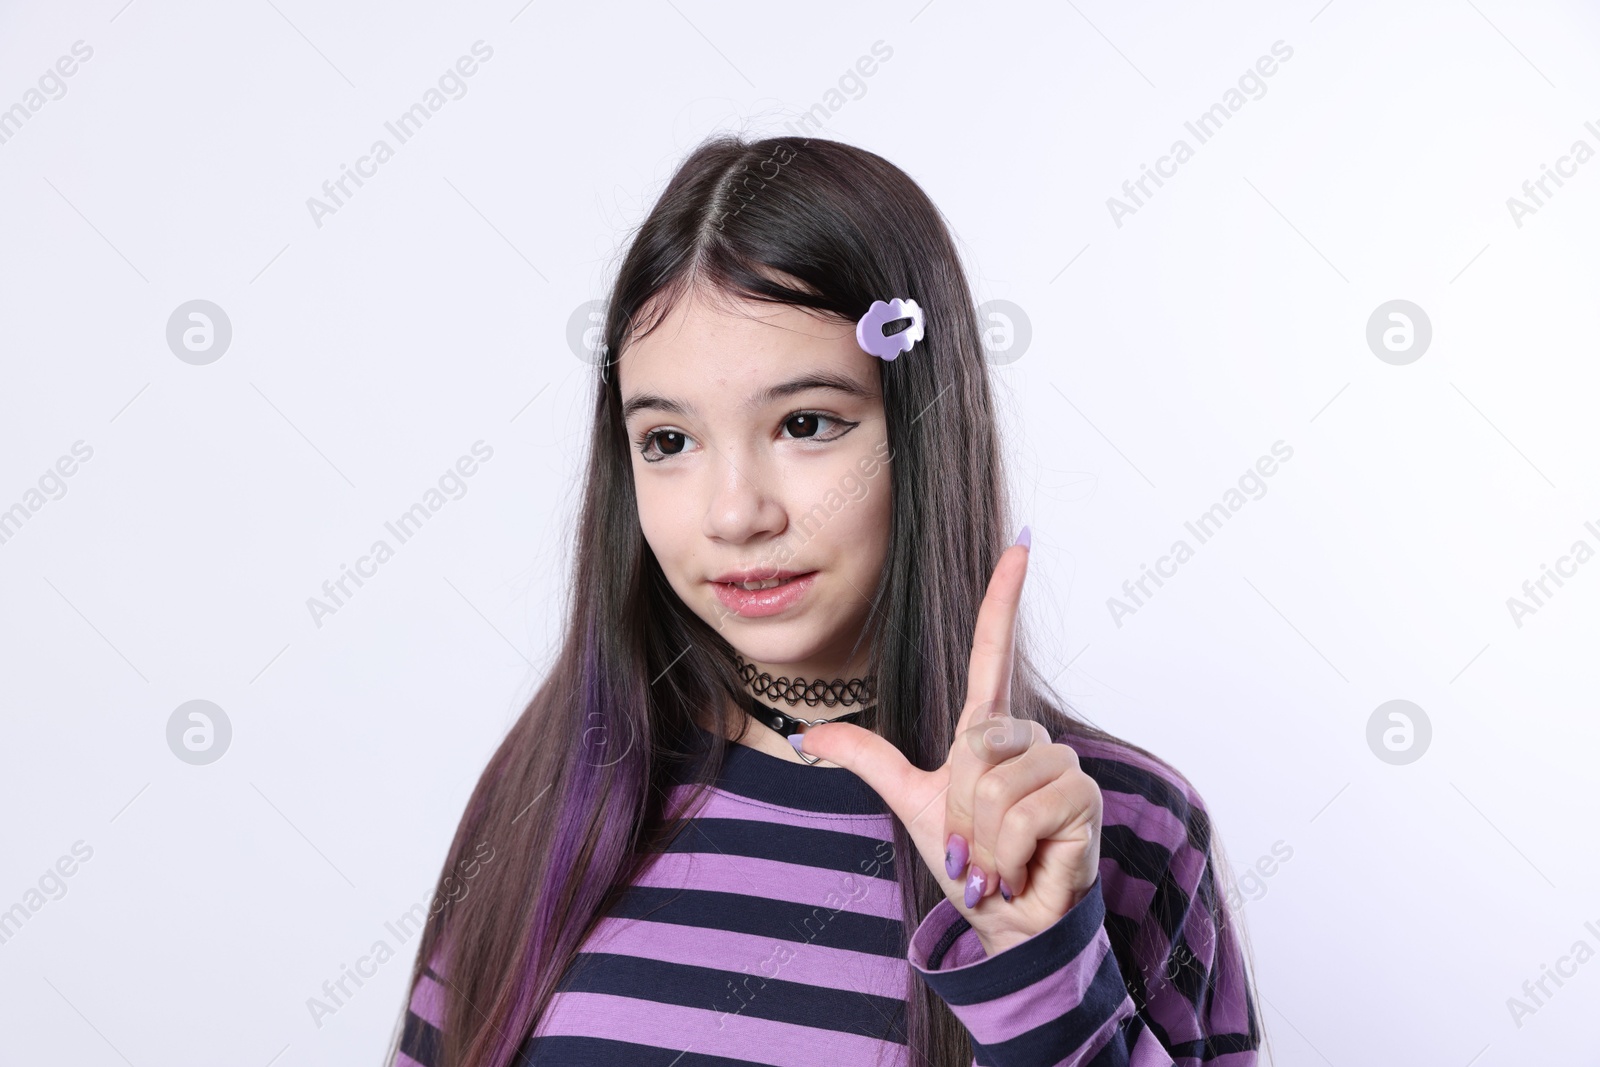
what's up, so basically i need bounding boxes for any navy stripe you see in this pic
[1105,911,1152,1011]
[1100,822,1176,886]
[518,1035,775,1067]
[681,722,890,815]
[1079,755,1196,831]
[660,817,899,881]
[1166,930,1209,1007]
[400,1009,441,1067]
[607,885,906,957]
[1206,1032,1262,1056]
[1148,1030,1262,1063]
[555,952,907,1041]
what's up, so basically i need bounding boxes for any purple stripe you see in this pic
[408,971,445,1028]
[1196,910,1256,1037]
[1122,1017,1174,1067]
[906,897,963,971]
[1143,964,1209,1048]
[1102,788,1190,854]
[666,783,898,842]
[635,850,903,919]
[584,915,909,998]
[1099,858,1158,921]
[534,990,909,1065]
[396,1053,428,1067]
[1159,829,1208,907]
[940,924,988,970]
[1203,1051,1258,1067]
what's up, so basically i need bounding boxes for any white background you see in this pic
[2,1,1598,1064]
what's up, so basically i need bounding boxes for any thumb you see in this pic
[794,721,923,825]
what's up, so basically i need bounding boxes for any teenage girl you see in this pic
[386,135,1264,1067]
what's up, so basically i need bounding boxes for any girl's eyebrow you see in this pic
[620,392,686,421]
[756,371,877,406]
[621,371,876,421]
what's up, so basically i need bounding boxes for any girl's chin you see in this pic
[721,630,833,668]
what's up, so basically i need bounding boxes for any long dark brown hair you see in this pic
[384,134,1265,1067]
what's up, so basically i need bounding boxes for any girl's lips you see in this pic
[710,572,818,618]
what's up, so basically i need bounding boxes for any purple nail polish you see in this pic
[964,867,986,909]
[788,733,806,755]
[999,877,1012,903]
[1014,525,1031,549]
[944,834,968,880]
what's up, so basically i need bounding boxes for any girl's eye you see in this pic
[634,413,855,461]
[637,429,694,462]
[783,412,855,441]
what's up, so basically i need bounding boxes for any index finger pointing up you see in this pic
[956,528,1031,739]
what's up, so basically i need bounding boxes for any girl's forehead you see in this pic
[641,283,846,346]
[619,288,872,400]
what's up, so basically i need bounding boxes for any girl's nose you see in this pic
[701,446,785,544]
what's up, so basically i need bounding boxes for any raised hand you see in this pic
[792,530,1104,956]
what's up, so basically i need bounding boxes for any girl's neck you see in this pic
[692,655,876,767]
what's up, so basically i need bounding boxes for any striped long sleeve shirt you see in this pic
[399,722,1259,1066]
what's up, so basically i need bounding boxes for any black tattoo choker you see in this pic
[735,654,875,708]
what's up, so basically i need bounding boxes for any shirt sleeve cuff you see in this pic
[906,876,1135,1061]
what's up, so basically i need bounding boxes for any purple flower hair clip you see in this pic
[856,298,924,361]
